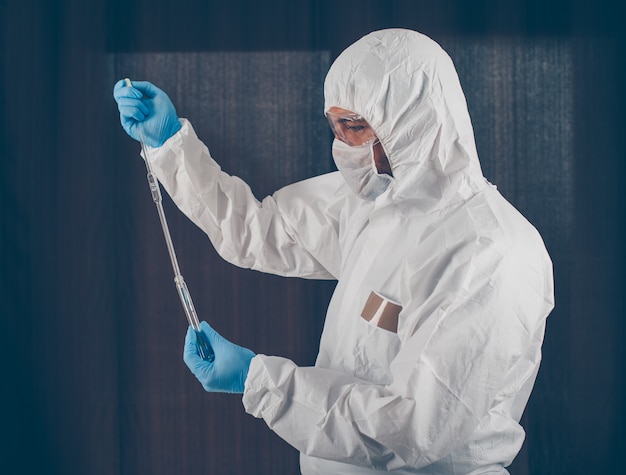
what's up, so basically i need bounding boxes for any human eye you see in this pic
[346,124,365,132]
[340,118,367,132]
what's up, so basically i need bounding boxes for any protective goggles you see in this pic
[325,110,378,147]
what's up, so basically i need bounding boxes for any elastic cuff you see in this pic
[242,354,272,416]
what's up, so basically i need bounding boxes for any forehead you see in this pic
[327,106,356,116]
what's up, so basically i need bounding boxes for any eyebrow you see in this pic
[338,116,366,124]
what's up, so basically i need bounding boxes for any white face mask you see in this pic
[332,138,393,201]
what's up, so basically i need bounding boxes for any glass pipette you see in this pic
[125,78,214,362]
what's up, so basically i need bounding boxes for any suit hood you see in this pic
[324,29,486,213]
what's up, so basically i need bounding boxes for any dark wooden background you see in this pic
[1,1,624,474]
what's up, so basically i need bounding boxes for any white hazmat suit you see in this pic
[146,29,554,474]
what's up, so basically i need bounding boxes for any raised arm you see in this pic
[114,79,341,279]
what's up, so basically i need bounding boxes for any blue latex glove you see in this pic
[113,79,182,148]
[184,321,255,394]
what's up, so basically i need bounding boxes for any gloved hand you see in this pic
[184,321,256,394]
[113,79,182,148]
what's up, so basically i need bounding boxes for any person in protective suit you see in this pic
[113,29,554,474]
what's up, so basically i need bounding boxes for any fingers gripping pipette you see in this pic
[124,78,214,362]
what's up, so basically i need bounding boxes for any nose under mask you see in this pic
[332,138,393,201]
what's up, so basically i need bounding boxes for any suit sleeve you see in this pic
[144,119,342,279]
